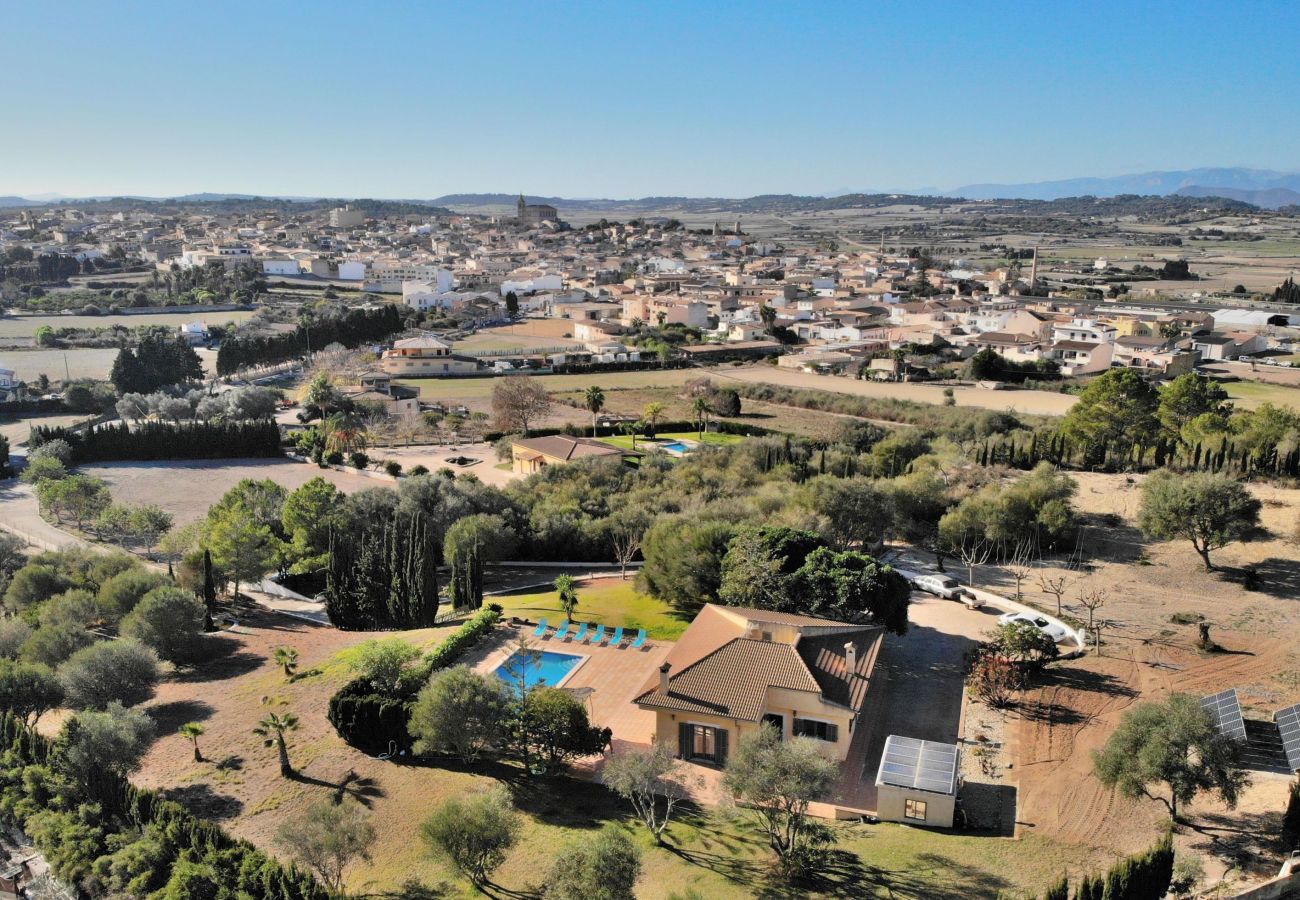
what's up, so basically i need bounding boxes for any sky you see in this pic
[2,0,1298,200]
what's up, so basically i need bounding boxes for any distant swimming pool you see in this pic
[662,441,690,454]
[495,650,585,691]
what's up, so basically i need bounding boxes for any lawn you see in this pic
[491,578,689,640]
[600,431,744,451]
[1223,379,1300,410]
[395,368,704,401]
[0,310,257,337]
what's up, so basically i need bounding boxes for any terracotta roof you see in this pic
[634,604,883,721]
[511,435,621,461]
[637,638,821,720]
[1053,340,1101,351]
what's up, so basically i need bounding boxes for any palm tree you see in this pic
[179,722,205,762]
[273,646,299,679]
[254,712,300,777]
[584,386,605,437]
[620,419,642,451]
[691,396,712,439]
[554,574,579,621]
[642,402,664,439]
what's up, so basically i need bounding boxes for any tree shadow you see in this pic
[507,775,620,830]
[162,782,244,821]
[213,754,244,772]
[1038,664,1139,700]
[170,636,264,683]
[1223,557,1300,601]
[146,699,214,733]
[1184,809,1287,878]
[1076,517,1150,565]
[287,768,386,808]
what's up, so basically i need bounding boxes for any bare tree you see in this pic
[1037,571,1072,617]
[1005,540,1034,601]
[1075,586,1108,652]
[609,519,645,579]
[958,538,992,588]
[491,377,552,436]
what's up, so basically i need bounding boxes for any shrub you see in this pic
[545,824,641,900]
[384,460,402,477]
[96,568,170,623]
[409,666,511,762]
[120,587,208,664]
[421,785,518,887]
[409,464,430,476]
[58,639,160,709]
[349,451,369,469]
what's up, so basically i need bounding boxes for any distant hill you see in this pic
[952,168,1300,202]
[0,196,46,208]
[1173,184,1300,210]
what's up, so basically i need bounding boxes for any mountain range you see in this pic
[4,168,1300,210]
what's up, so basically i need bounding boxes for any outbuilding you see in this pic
[874,735,959,828]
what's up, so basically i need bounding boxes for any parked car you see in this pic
[997,611,1068,642]
[911,575,983,607]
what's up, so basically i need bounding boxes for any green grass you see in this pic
[600,431,745,451]
[491,578,689,640]
[1223,379,1300,410]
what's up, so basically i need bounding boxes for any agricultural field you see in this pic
[0,310,258,338]
[1222,378,1300,409]
[0,346,220,383]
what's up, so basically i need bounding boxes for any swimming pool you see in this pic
[661,441,691,454]
[495,650,585,691]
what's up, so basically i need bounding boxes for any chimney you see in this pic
[844,641,857,676]
[659,662,671,693]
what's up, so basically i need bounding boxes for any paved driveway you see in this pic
[841,593,999,812]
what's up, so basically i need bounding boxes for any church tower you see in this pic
[517,193,527,222]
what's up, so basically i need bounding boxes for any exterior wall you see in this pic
[876,785,956,828]
[647,694,853,764]
[764,686,855,761]
[261,259,301,276]
[338,261,367,280]
[652,709,760,766]
[379,354,477,376]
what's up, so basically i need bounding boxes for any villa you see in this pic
[634,604,885,767]
[510,434,623,474]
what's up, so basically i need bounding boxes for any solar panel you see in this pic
[1276,703,1300,772]
[876,735,958,795]
[1201,689,1247,743]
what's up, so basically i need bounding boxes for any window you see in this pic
[679,723,728,765]
[904,798,927,821]
[792,718,839,743]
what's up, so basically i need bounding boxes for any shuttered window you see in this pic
[793,718,839,743]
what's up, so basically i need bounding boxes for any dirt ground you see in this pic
[969,471,1300,893]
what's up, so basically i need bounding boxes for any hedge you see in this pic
[327,606,501,752]
[30,420,282,462]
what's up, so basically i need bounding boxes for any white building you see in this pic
[329,205,365,228]
[261,258,301,276]
[0,363,15,391]
[500,274,564,295]
[337,260,368,281]
[369,262,454,291]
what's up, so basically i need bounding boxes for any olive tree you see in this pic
[601,741,689,843]
[723,725,839,879]
[1138,470,1261,571]
[1094,693,1248,821]
[275,798,375,894]
[421,785,519,887]
[58,639,161,709]
[409,666,511,763]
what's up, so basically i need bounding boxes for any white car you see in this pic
[911,575,982,607]
[997,612,1068,642]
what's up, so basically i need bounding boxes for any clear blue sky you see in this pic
[3,0,1297,199]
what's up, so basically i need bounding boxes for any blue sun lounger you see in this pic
[588,624,606,644]
[553,620,570,641]
[609,626,624,646]
[572,622,589,642]
[532,618,548,638]
[630,628,647,650]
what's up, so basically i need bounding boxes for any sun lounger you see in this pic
[609,626,624,646]
[589,624,606,644]
[630,628,647,649]
[572,622,589,642]
[553,620,570,641]
[532,618,548,638]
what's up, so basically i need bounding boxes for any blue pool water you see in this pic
[495,650,583,690]
[662,441,690,453]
